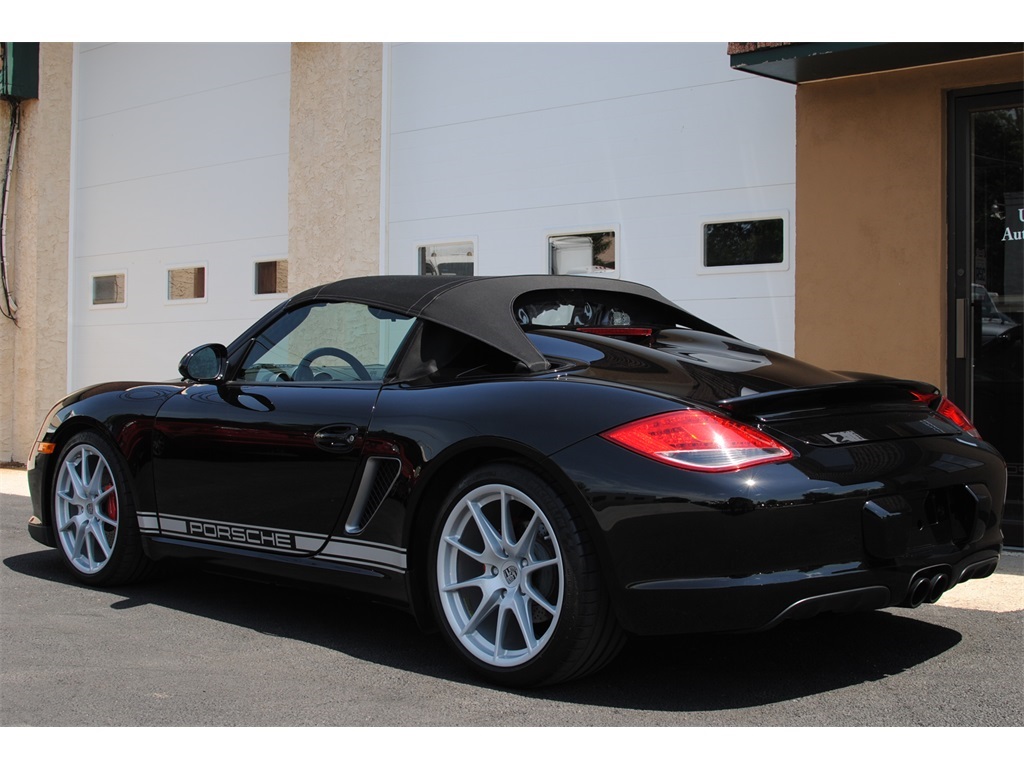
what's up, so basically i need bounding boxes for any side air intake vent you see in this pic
[345,457,402,533]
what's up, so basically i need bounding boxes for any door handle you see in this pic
[314,425,362,453]
[955,298,966,359]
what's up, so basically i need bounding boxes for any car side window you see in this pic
[238,301,415,383]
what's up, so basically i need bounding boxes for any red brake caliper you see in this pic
[103,483,118,521]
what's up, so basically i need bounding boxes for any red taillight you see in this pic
[602,410,793,472]
[910,391,981,439]
[935,397,982,439]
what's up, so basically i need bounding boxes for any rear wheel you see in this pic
[429,463,624,686]
[52,431,151,586]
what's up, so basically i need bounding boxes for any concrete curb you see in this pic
[0,467,29,497]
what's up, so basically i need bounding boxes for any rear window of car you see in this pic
[513,289,683,330]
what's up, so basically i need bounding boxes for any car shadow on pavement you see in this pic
[4,548,962,713]
[559,611,960,711]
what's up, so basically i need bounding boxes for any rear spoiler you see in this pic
[717,378,939,418]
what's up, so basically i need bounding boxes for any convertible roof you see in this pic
[290,275,729,372]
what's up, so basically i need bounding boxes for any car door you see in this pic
[151,300,416,556]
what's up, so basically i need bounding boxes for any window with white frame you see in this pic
[419,242,475,276]
[255,259,288,295]
[702,217,785,269]
[91,273,126,306]
[167,266,206,301]
[549,232,616,277]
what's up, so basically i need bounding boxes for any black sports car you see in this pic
[26,275,1006,686]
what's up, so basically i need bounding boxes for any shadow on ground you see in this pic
[4,548,961,712]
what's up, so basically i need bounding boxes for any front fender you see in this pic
[27,383,183,531]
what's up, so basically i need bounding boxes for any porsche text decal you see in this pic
[157,514,315,553]
[186,520,295,549]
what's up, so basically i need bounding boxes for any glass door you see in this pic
[949,85,1023,546]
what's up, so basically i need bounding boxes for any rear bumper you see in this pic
[616,549,1000,635]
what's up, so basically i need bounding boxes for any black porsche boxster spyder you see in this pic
[26,275,1006,686]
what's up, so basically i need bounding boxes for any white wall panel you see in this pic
[385,43,797,353]
[75,155,287,256]
[70,43,290,390]
[389,43,741,132]
[389,79,792,222]
[75,43,289,121]
[76,73,290,188]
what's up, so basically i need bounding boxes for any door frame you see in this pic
[946,82,1024,414]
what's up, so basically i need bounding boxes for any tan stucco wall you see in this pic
[0,43,73,464]
[288,43,383,293]
[795,53,1024,389]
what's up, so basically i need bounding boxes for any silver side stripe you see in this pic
[138,513,407,573]
[294,536,326,551]
[318,540,408,570]
[159,517,189,535]
[137,512,159,533]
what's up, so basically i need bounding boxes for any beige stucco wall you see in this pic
[795,53,1024,389]
[0,43,73,464]
[288,43,383,293]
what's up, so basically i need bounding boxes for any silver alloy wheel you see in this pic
[54,443,120,575]
[436,482,564,667]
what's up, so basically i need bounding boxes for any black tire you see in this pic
[51,431,152,586]
[428,463,624,686]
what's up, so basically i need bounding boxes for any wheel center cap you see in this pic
[502,562,520,586]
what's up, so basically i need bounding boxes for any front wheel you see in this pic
[52,431,152,586]
[429,463,624,686]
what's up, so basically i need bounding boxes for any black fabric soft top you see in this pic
[289,274,730,372]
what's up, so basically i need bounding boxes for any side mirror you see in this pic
[179,343,228,383]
